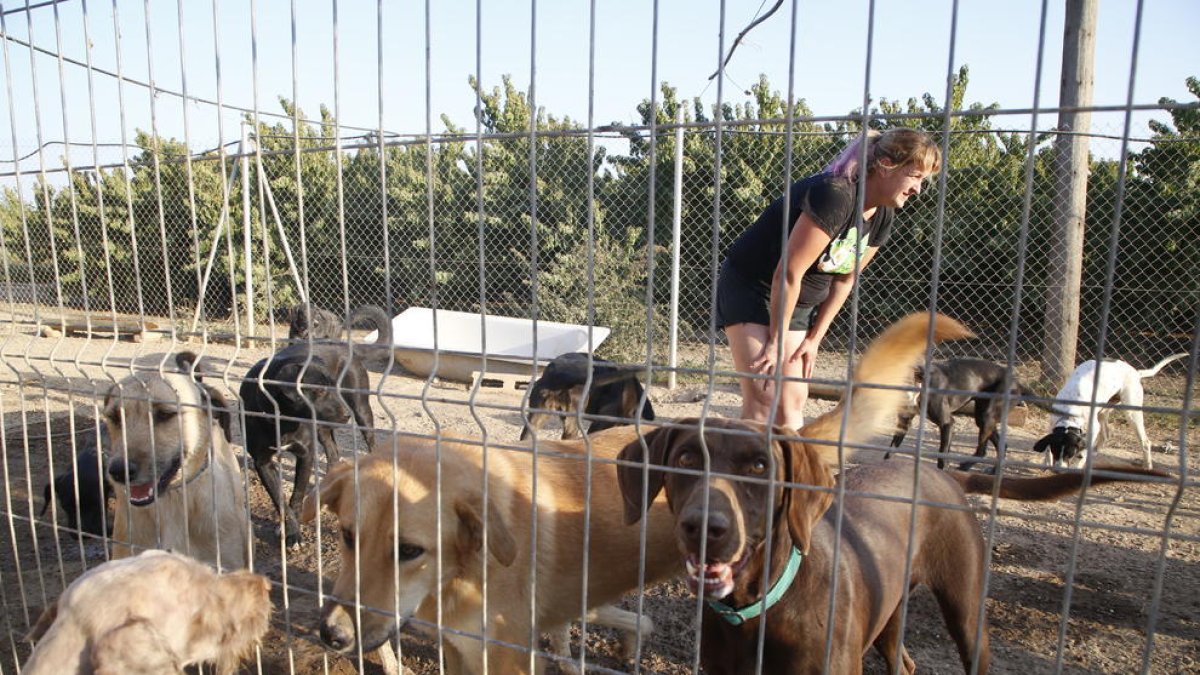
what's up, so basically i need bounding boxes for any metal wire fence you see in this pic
[0,1,1197,674]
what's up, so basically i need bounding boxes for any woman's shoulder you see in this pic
[801,172,855,205]
[799,171,853,192]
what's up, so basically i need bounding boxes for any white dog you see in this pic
[22,550,272,675]
[1035,353,1188,469]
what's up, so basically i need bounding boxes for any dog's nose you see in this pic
[107,459,136,484]
[680,510,730,550]
[320,619,354,651]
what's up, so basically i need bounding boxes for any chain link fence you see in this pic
[7,109,1195,374]
[1,4,1198,674]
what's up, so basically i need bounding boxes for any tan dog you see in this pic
[22,549,272,675]
[301,428,681,674]
[103,353,249,570]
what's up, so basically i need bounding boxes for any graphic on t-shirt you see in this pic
[816,226,870,274]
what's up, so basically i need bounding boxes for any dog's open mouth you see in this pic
[685,551,752,600]
[127,455,183,507]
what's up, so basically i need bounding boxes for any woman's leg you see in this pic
[726,322,810,429]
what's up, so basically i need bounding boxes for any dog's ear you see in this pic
[780,436,835,554]
[219,571,273,609]
[200,384,235,442]
[271,363,310,405]
[176,350,199,375]
[454,495,517,567]
[616,426,676,525]
[1033,433,1052,454]
[300,461,354,522]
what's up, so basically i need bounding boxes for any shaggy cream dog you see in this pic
[23,550,272,675]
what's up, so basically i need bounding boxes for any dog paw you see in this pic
[274,523,303,548]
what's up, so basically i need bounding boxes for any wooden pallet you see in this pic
[471,370,533,392]
[39,318,164,343]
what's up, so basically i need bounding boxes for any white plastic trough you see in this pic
[366,307,611,383]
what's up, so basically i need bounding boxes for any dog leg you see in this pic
[873,607,916,675]
[317,425,340,467]
[287,443,316,545]
[933,577,991,674]
[374,643,400,675]
[959,412,999,473]
[253,455,301,547]
[547,625,577,675]
[350,394,376,450]
[1123,392,1154,468]
[586,605,653,663]
[935,421,955,470]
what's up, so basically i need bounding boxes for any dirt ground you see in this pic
[0,313,1196,674]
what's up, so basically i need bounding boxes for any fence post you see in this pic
[668,108,685,389]
[1042,0,1096,383]
[241,123,256,342]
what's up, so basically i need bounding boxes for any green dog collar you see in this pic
[706,546,803,626]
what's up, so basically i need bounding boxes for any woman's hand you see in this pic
[788,335,820,378]
[748,339,780,389]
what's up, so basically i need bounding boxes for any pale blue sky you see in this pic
[1,0,1197,177]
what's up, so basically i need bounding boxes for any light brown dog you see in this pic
[617,312,1168,674]
[22,549,272,675]
[302,427,681,674]
[103,353,249,570]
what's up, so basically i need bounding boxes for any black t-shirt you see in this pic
[724,172,894,307]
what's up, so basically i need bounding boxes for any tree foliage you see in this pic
[0,70,1194,361]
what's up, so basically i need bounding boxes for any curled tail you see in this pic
[802,312,974,461]
[350,305,393,345]
[951,464,1170,500]
[1138,352,1189,380]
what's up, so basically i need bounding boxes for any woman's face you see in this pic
[873,161,933,209]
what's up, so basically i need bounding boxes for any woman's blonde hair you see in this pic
[825,128,941,181]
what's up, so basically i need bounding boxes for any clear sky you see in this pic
[1,0,1197,177]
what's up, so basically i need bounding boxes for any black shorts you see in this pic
[714,259,817,332]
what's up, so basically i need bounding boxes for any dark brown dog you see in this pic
[240,342,377,546]
[888,357,1023,471]
[41,431,110,538]
[616,313,1166,674]
[521,353,655,440]
[287,303,393,345]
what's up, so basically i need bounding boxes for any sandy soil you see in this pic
[0,315,1196,674]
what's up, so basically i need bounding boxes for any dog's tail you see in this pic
[1138,352,1189,380]
[950,464,1170,500]
[350,305,393,346]
[801,312,974,462]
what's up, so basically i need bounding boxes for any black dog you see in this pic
[41,435,111,538]
[888,357,1023,471]
[240,343,376,546]
[288,303,392,345]
[520,353,655,440]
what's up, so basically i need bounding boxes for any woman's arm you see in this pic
[748,212,832,373]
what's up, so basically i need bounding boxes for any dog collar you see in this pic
[168,454,211,494]
[706,546,803,626]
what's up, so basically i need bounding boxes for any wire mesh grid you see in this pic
[0,1,1197,674]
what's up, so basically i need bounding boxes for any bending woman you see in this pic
[715,128,941,428]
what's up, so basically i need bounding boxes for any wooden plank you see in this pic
[39,318,163,343]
